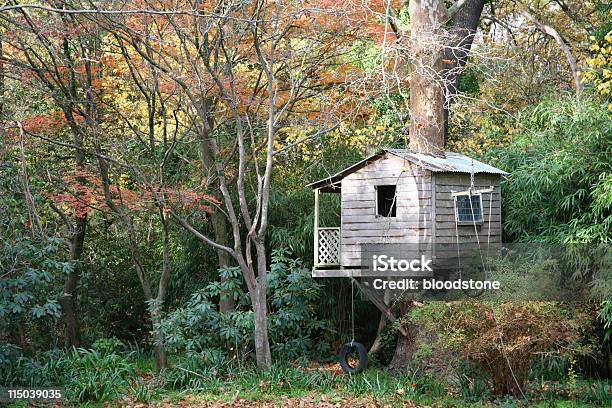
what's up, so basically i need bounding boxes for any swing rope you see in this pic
[454,161,525,399]
[340,263,367,374]
[350,268,355,345]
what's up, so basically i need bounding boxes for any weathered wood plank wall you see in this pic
[433,173,502,269]
[340,154,433,266]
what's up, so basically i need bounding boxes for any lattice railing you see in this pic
[316,227,340,266]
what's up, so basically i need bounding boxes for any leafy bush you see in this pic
[57,347,135,402]
[489,97,611,244]
[0,345,57,388]
[0,235,70,351]
[161,250,329,363]
[409,301,595,397]
[0,339,135,403]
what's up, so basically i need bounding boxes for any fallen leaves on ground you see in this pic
[112,394,425,407]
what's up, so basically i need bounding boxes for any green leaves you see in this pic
[161,251,329,362]
[0,232,72,352]
[490,97,612,244]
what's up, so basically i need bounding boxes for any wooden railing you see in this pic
[315,227,340,266]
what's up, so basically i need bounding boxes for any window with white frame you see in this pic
[454,193,483,223]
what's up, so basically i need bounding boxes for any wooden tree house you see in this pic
[308,149,508,277]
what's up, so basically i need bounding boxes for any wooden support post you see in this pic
[352,278,408,337]
[313,188,320,267]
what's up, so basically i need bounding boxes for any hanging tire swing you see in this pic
[338,276,368,374]
[338,341,368,374]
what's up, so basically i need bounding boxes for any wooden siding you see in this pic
[433,173,502,269]
[336,151,503,269]
[340,153,433,267]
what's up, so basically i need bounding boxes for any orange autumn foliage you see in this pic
[45,170,220,218]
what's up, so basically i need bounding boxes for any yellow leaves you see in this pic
[448,131,512,157]
[584,31,612,100]
[119,174,130,189]
[596,81,610,95]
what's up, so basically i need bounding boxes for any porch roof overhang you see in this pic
[306,151,387,192]
[306,149,509,191]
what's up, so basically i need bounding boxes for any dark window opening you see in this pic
[455,194,483,223]
[376,185,397,217]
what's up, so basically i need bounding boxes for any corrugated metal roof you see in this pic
[386,149,509,175]
[308,149,508,190]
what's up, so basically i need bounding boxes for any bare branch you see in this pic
[521,10,583,96]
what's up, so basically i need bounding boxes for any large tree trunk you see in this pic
[408,0,448,156]
[389,0,482,370]
[443,0,486,137]
[388,303,419,371]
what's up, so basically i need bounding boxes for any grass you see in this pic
[3,354,610,407]
[131,360,609,407]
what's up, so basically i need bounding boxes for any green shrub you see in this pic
[0,235,70,352]
[0,341,135,403]
[409,301,595,397]
[488,97,611,244]
[57,347,135,402]
[577,379,611,405]
[0,346,56,388]
[161,250,330,363]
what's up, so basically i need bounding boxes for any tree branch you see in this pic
[521,10,583,96]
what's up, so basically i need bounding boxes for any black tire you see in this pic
[338,342,368,374]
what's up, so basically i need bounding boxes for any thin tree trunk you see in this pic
[17,319,28,352]
[0,30,4,118]
[17,123,41,235]
[153,209,171,370]
[152,312,168,369]
[369,288,391,357]
[127,217,167,370]
[253,241,272,369]
[368,313,387,357]
[95,148,167,370]
[61,214,86,347]
[61,122,88,348]
[198,104,234,313]
[213,210,234,312]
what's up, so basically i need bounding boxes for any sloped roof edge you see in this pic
[307,149,509,190]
